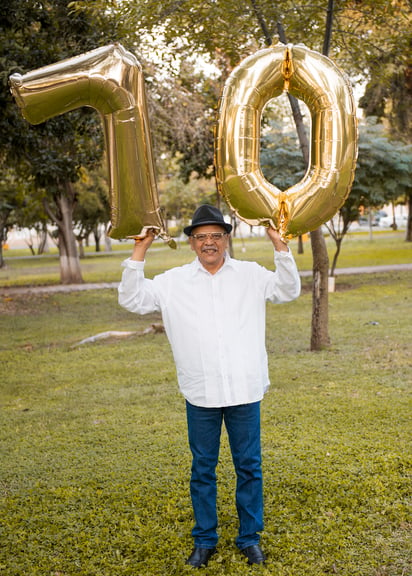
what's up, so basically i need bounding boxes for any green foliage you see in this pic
[356,3,411,142]
[260,115,411,223]
[260,118,306,190]
[142,55,222,182]
[0,0,116,180]
[158,160,218,225]
[0,0,124,280]
[0,167,33,236]
[0,164,49,265]
[352,120,412,208]
[324,120,412,274]
[72,165,111,248]
[71,0,411,79]
[0,267,411,575]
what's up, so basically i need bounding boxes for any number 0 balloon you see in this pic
[9,44,175,246]
[215,43,358,238]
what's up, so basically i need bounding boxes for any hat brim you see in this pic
[184,220,233,236]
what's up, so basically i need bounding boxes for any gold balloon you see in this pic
[9,43,175,246]
[215,43,358,238]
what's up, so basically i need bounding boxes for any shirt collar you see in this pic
[191,251,236,276]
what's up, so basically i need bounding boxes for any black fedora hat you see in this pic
[184,205,233,236]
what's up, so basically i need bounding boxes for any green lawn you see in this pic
[0,233,411,575]
[1,229,411,287]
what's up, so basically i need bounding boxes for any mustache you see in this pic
[201,246,218,252]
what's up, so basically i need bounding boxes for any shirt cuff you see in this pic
[121,258,145,270]
[274,247,292,258]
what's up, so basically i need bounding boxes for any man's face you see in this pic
[188,224,229,274]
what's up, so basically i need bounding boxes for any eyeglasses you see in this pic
[191,232,228,241]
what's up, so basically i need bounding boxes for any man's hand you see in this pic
[266,226,289,252]
[130,229,156,261]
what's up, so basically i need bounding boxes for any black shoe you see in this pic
[241,544,267,565]
[185,547,216,568]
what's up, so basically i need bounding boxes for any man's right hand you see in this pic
[130,228,156,261]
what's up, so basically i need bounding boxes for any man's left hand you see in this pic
[266,226,289,252]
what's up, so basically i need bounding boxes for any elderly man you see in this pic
[118,204,301,568]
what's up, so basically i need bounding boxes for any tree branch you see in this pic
[249,0,273,45]
[323,0,334,56]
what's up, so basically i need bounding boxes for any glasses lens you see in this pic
[192,232,226,241]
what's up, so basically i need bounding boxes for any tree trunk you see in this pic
[390,202,398,230]
[0,235,5,269]
[26,239,35,255]
[406,192,412,242]
[93,226,101,252]
[310,228,331,350]
[0,213,10,269]
[53,189,83,284]
[77,239,85,258]
[37,225,49,254]
[297,235,304,254]
[104,233,112,252]
[330,236,342,277]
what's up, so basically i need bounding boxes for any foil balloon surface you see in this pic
[215,43,358,238]
[9,43,175,246]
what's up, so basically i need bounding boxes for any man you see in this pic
[118,205,301,568]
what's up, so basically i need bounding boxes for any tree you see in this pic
[44,0,412,342]
[12,184,50,256]
[70,0,410,81]
[326,120,412,275]
[0,0,120,282]
[260,118,307,191]
[72,165,111,255]
[0,164,28,267]
[139,50,223,184]
[159,168,217,235]
[351,0,412,239]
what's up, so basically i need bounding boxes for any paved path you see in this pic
[0,282,120,296]
[0,264,410,296]
[299,263,412,277]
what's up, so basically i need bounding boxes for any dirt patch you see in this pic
[0,292,54,316]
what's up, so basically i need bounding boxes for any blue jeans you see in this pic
[186,400,263,550]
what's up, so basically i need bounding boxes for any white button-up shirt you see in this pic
[118,251,300,408]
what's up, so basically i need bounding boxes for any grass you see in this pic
[0,229,411,287]
[0,234,411,575]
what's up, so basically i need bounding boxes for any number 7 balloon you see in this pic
[215,43,358,239]
[9,43,176,247]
